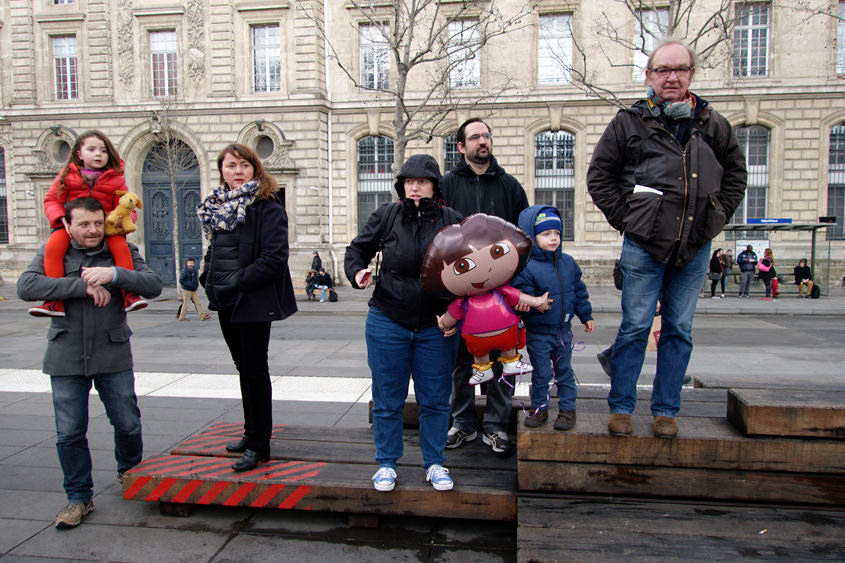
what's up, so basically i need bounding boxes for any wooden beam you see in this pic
[727,389,845,439]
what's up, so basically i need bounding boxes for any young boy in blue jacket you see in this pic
[512,205,594,430]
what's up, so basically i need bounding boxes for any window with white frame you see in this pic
[444,135,460,173]
[447,19,480,89]
[359,24,389,90]
[357,136,394,233]
[53,0,73,4]
[150,30,178,97]
[535,130,575,241]
[837,2,845,75]
[727,125,770,240]
[53,36,78,100]
[252,25,281,93]
[538,14,572,85]
[733,3,769,77]
[827,123,845,240]
[0,148,7,244]
[633,8,669,81]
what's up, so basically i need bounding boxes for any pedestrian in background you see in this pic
[178,258,210,321]
[737,245,758,298]
[794,258,814,298]
[198,143,297,473]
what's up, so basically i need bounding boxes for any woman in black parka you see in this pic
[198,143,297,472]
[345,154,462,493]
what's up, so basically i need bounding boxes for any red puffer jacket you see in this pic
[43,161,129,228]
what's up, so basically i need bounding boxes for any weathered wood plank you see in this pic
[173,431,516,472]
[695,375,845,392]
[517,411,844,473]
[727,389,845,439]
[517,497,845,562]
[517,460,845,505]
[124,454,517,521]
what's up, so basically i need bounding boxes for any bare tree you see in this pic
[553,0,745,108]
[299,0,539,172]
[146,99,200,284]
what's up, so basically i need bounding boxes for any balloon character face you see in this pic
[420,213,533,295]
[441,240,520,297]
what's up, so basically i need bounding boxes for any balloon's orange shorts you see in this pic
[462,325,525,357]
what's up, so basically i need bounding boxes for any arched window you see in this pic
[727,125,770,240]
[357,135,394,233]
[534,130,575,241]
[828,122,845,240]
[443,134,460,174]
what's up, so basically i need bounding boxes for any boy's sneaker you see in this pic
[499,355,533,375]
[124,292,148,312]
[445,427,477,449]
[523,409,548,428]
[54,501,94,529]
[29,300,65,317]
[482,431,513,455]
[425,464,454,491]
[554,410,576,431]
[372,467,397,492]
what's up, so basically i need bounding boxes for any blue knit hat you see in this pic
[533,209,561,235]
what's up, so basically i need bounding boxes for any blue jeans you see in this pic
[525,330,576,411]
[366,307,458,470]
[609,236,710,418]
[51,370,143,503]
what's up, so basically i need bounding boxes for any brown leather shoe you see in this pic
[523,409,548,428]
[608,413,632,436]
[553,410,576,431]
[653,416,678,439]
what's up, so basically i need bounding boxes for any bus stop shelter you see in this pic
[722,222,834,295]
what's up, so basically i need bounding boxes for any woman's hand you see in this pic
[355,268,373,288]
[584,320,595,333]
[437,313,457,337]
[533,292,552,312]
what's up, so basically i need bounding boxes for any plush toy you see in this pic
[420,213,552,385]
[105,190,143,236]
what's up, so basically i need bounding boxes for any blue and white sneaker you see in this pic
[372,467,397,492]
[425,464,454,491]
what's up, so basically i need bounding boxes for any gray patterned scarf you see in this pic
[196,180,260,240]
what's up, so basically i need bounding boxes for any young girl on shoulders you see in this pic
[30,130,147,317]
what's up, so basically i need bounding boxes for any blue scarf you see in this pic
[646,86,695,120]
[196,180,260,240]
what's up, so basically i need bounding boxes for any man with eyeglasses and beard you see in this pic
[439,117,529,457]
[587,39,747,440]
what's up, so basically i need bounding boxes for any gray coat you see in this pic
[17,239,163,376]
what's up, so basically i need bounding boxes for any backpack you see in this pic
[811,284,821,299]
[328,289,338,302]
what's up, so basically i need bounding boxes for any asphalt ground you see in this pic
[1,278,844,561]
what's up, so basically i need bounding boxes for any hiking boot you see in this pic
[445,427,477,449]
[54,501,94,529]
[554,410,576,431]
[425,464,453,491]
[29,300,65,317]
[482,431,513,455]
[499,354,533,375]
[523,409,548,428]
[372,466,397,491]
[653,416,679,439]
[608,413,633,436]
[124,292,148,312]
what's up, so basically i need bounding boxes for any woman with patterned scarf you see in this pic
[197,143,297,472]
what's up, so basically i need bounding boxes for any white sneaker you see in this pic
[372,467,397,492]
[469,367,494,385]
[501,358,533,375]
[425,464,454,491]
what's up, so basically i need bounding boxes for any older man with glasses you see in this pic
[587,39,747,439]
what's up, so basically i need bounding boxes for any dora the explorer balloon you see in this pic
[420,213,552,385]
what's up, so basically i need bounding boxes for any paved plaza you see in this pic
[1,279,843,561]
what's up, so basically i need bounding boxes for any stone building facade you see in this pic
[1,0,844,287]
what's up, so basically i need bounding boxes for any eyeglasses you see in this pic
[466,132,492,142]
[648,66,693,78]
